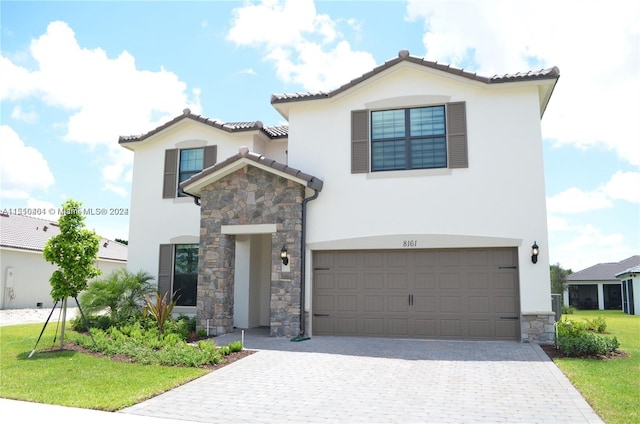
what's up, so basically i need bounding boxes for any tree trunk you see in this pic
[60,297,67,349]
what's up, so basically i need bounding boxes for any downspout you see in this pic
[291,187,320,341]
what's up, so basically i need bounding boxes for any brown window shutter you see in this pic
[447,101,468,169]
[163,149,178,198]
[203,145,217,169]
[158,244,173,297]
[351,110,369,173]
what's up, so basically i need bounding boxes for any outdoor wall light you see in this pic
[280,246,289,266]
[531,241,539,264]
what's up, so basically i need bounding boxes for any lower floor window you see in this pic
[174,244,198,306]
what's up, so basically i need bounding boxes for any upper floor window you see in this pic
[178,148,204,196]
[351,102,467,174]
[371,106,446,171]
[163,145,217,199]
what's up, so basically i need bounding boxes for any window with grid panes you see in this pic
[371,105,446,171]
[178,148,204,196]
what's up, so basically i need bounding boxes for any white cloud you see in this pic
[549,224,633,271]
[603,171,640,204]
[227,0,376,91]
[1,21,202,147]
[405,0,640,167]
[0,125,54,199]
[104,183,128,197]
[547,187,613,214]
[11,105,38,123]
[548,171,640,214]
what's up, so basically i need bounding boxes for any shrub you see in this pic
[584,316,607,333]
[70,314,111,331]
[561,305,575,314]
[556,318,619,357]
[69,325,235,367]
[79,269,155,327]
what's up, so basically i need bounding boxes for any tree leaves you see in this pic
[43,199,101,301]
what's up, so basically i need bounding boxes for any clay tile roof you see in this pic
[0,213,127,262]
[271,50,560,104]
[119,109,288,145]
[568,256,640,281]
[181,148,323,193]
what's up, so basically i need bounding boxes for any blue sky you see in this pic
[1,0,638,272]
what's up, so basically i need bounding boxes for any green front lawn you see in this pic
[553,310,640,424]
[0,323,209,411]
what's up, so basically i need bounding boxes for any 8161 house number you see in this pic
[403,240,417,247]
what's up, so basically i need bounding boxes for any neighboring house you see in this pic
[616,265,639,316]
[121,50,559,343]
[0,212,128,309]
[565,256,640,312]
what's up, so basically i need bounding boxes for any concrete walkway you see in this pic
[1,311,603,423]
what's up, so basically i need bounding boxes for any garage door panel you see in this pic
[495,296,517,314]
[495,273,517,289]
[439,250,462,266]
[364,273,384,289]
[388,273,409,289]
[315,274,335,290]
[386,251,409,267]
[388,318,409,336]
[468,272,490,289]
[313,249,520,340]
[335,317,358,335]
[440,319,462,337]
[468,319,492,338]
[314,295,334,312]
[338,274,358,290]
[364,317,385,335]
[495,320,518,339]
[415,273,436,289]
[364,252,384,267]
[414,295,436,312]
[338,252,359,267]
[338,295,358,312]
[440,296,462,313]
[468,249,490,266]
[388,295,409,312]
[439,273,462,289]
[415,319,437,336]
[468,296,490,313]
[364,295,384,312]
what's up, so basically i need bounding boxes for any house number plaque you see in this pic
[402,240,417,247]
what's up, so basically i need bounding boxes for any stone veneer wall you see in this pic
[521,313,555,344]
[196,165,305,337]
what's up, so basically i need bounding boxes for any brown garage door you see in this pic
[312,248,520,340]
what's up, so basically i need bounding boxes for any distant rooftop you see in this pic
[0,213,127,262]
[568,256,640,281]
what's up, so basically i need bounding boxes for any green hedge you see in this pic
[556,317,619,357]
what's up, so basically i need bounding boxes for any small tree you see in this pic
[43,199,101,348]
[550,263,573,295]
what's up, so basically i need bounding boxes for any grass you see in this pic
[553,310,640,424]
[0,323,209,411]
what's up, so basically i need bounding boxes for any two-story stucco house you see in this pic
[120,50,559,343]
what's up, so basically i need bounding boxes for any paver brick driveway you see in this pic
[121,329,603,424]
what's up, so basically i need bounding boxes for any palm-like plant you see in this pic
[142,291,178,334]
[80,269,155,325]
